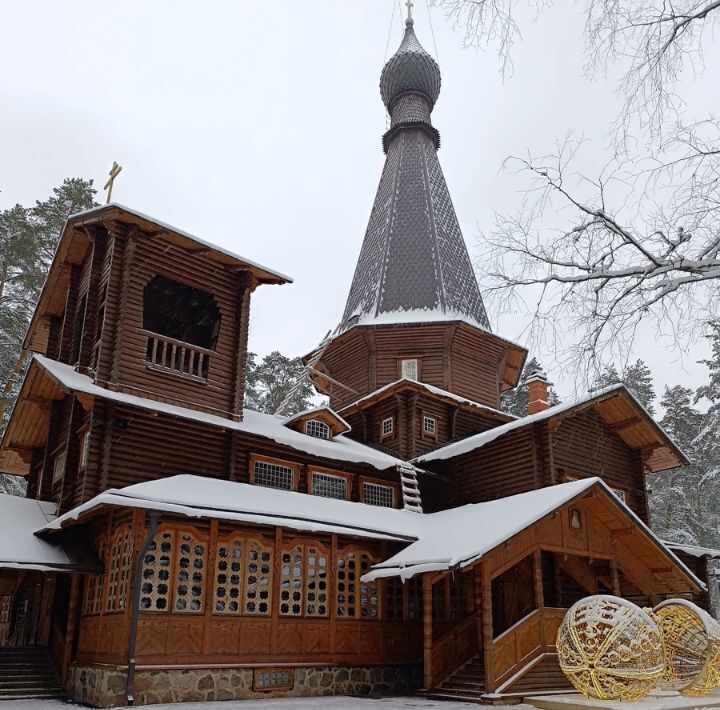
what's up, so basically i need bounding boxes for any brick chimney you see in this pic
[527,371,550,415]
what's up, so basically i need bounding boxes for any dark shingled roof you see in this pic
[337,24,491,335]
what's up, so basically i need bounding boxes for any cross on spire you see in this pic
[405,0,414,26]
[103,161,123,204]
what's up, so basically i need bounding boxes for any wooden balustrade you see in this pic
[144,331,211,382]
[427,611,480,688]
[491,607,566,691]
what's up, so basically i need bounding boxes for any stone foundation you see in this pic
[67,663,422,707]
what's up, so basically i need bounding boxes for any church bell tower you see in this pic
[310,11,526,457]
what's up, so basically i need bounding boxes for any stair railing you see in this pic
[427,610,480,688]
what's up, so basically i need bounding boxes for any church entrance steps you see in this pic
[524,690,720,710]
[498,654,573,695]
[0,647,65,701]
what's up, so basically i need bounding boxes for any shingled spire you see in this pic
[337,20,491,335]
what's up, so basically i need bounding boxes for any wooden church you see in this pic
[0,10,717,707]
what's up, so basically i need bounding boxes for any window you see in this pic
[381,417,394,438]
[278,542,329,617]
[143,275,220,350]
[252,458,296,490]
[400,358,418,381]
[305,419,330,439]
[310,471,348,500]
[335,548,379,619]
[253,669,294,692]
[107,525,133,612]
[79,429,90,469]
[84,535,108,616]
[52,450,67,484]
[362,481,395,508]
[213,535,274,615]
[140,527,208,613]
[423,415,437,437]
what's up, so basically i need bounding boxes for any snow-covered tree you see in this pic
[500,356,560,417]
[595,359,656,415]
[245,351,315,416]
[0,179,96,496]
[433,1,720,370]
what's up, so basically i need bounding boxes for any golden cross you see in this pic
[104,161,123,204]
[405,0,414,23]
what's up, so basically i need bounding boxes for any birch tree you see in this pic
[432,0,720,366]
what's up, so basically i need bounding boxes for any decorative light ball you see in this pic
[557,595,665,700]
[654,599,720,696]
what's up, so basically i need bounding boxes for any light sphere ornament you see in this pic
[654,599,720,696]
[557,595,665,700]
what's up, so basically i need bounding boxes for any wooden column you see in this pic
[533,550,544,610]
[109,227,137,384]
[481,561,496,692]
[422,574,434,689]
[202,518,219,654]
[60,574,81,683]
[611,557,621,596]
[330,534,338,655]
[230,274,256,420]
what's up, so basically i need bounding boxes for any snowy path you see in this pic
[0,698,537,710]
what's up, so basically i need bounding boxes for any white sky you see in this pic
[2,1,718,406]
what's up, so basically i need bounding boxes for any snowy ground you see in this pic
[0,698,536,710]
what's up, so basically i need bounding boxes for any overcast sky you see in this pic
[2,1,718,405]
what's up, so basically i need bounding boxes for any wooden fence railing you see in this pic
[426,611,480,689]
[144,331,211,381]
[490,607,566,691]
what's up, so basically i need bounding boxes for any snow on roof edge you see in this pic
[68,203,293,283]
[31,355,406,471]
[338,378,516,420]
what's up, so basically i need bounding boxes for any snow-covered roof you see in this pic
[338,378,515,420]
[413,384,687,470]
[664,541,720,560]
[68,203,292,284]
[31,355,406,471]
[39,474,422,542]
[0,494,96,572]
[362,478,703,588]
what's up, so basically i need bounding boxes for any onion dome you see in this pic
[380,20,441,110]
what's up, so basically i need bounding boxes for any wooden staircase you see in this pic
[0,647,65,701]
[498,653,574,696]
[421,653,487,703]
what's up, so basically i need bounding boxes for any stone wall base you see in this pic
[67,663,422,708]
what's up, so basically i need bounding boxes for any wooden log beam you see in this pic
[422,574,433,689]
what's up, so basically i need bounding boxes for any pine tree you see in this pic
[648,386,704,544]
[245,351,315,415]
[500,357,560,417]
[595,359,656,415]
[0,179,97,496]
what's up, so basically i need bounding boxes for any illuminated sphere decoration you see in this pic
[654,599,720,696]
[557,595,665,700]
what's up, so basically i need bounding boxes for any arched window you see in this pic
[305,419,330,439]
[143,275,220,350]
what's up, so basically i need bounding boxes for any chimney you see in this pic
[527,371,550,415]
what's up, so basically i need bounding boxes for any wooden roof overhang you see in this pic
[24,203,292,353]
[0,359,94,476]
[338,378,514,425]
[369,482,702,598]
[546,387,689,473]
[307,320,527,395]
